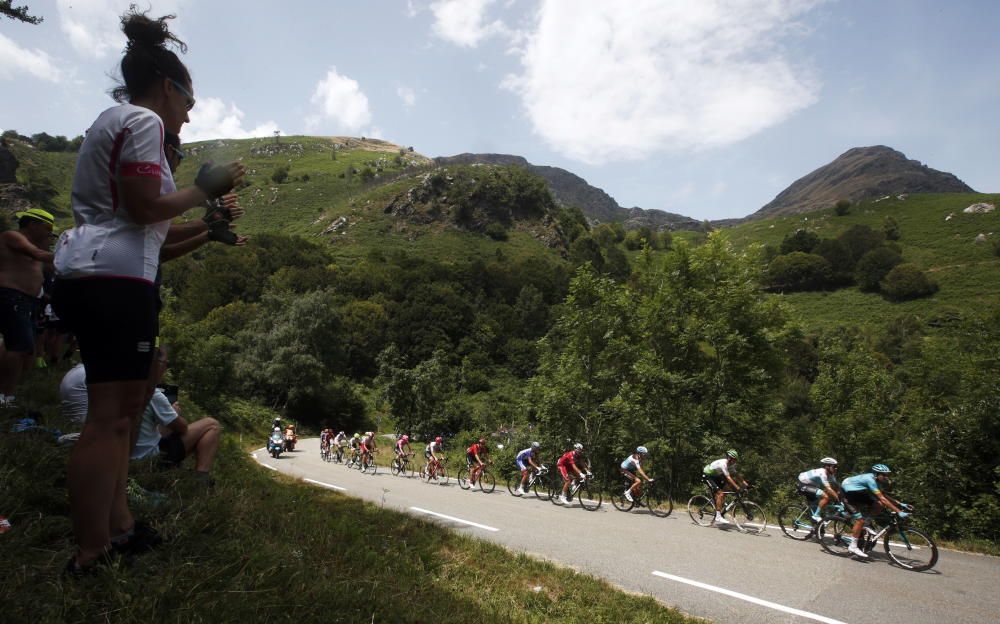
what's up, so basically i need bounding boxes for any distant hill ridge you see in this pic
[750,145,975,220]
[434,153,706,232]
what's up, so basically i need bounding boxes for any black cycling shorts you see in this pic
[703,474,727,492]
[52,278,158,383]
[0,287,40,353]
[797,483,822,499]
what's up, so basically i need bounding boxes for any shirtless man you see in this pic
[0,209,55,406]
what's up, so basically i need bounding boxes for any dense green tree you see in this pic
[883,215,901,241]
[766,252,833,291]
[568,236,605,272]
[837,224,884,266]
[881,264,938,301]
[855,246,903,292]
[780,229,820,255]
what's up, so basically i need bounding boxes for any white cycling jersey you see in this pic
[798,467,835,488]
[333,433,347,445]
[55,104,174,284]
[704,458,731,478]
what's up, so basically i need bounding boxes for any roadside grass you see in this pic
[0,373,698,624]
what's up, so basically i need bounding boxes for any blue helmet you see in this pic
[636,446,649,455]
[871,463,892,474]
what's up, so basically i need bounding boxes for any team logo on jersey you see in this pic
[137,341,152,353]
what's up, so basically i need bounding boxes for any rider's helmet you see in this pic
[402,434,409,442]
[366,431,373,437]
[531,441,541,449]
[573,443,584,451]
[435,436,443,443]
[478,438,486,445]
[339,431,345,436]
[636,446,649,455]
[353,433,360,439]
[726,449,739,460]
[871,463,892,474]
[820,457,838,467]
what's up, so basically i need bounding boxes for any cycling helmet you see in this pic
[478,438,486,445]
[366,431,373,437]
[435,436,443,443]
[353,433,360,439]
[871,463,892,474]
[339,431,345,436]
[531,441,540,449]
[573,443,584,451]
[402,434,409,442]
[273,426,281,432]
[636,446,648,455]
[726,449,739,459]
[820,457,838,466]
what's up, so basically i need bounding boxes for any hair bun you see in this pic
[120,9,186,53]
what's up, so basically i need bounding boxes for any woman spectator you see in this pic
[53,8,243,574]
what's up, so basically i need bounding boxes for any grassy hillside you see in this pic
[722,192,1000,329]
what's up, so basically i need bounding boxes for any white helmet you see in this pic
[531,441,540,449]
[573,443,584,451]
[820,457,838,466]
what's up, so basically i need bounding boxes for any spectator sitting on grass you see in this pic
[59,348,220,483]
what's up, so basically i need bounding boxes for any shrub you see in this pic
[834,199,852,216]
[814,238,854,281]
[271,165,289,184]
[855,246,903,292]
[992,239,1000,258]
[881,264,939,301]
[484,222,508,241]
[837,224,884,265]
[301,174,310,182]
[883,215,901,241]
[766,252,834,291]
[359,166,376,182]
[780,229,820,255]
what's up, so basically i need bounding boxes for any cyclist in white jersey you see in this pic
[796,457,841,522]
[57,9,244,577]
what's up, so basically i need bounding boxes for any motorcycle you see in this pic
[268,434,284,459]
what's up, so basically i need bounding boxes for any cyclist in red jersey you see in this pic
[556,443,588,505]
[466,438,489,490]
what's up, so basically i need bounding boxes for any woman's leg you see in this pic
[69,379,147,564]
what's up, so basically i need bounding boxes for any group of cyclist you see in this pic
[313,428,906,560]
[708,449,909,559]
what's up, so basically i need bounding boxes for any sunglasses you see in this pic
[169,78,196,111]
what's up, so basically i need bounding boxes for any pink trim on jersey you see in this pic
[108,128,131,214]
[120,162,163,178]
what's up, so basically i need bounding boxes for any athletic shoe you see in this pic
[848,544,868,558]
[624,490,633,502]
[811,513,823,523]
[715,515,730,525]
[514,487,523,496]
[560,496,571,505]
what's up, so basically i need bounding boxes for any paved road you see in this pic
[254,439,1000,624]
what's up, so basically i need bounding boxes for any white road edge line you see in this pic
[651,571,849,624]
[410,507,500,532]
[304,478,347,492]
[261,463,277,471]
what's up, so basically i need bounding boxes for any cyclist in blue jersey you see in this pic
[621,447,653,502]
[840,464,909,558]
[513,442,543,495]
[796,457,841,522]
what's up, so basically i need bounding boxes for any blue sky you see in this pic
[2,0,998,220]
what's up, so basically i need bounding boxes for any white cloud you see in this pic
[310,66,372,132]
[183,97,279,142]
[397,86,417,108]
[0,33,62,82]
[430,0,506,47]
[56,0,187,59]
[504,0,822,164]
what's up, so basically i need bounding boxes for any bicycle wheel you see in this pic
[532,476,552,501]
[610,486,634,512]
[479,471,496,493]
[733,500,767,534]
[507,474,524,496]
[363,457,378,475]
[457,468,470,490]
[577,482,602,511]
[390,459,402,476]
[884,526,938,571]
[646,487,673,518]
[437,466,450,485]
[687,495,716,527]
[818,518,856,557]
[778,503,815,541]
